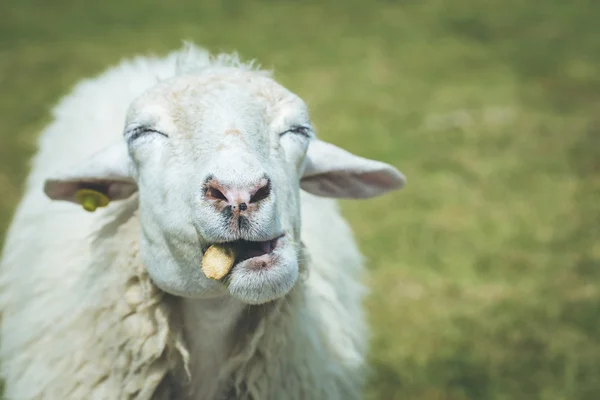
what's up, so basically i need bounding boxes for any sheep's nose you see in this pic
[204,177,271,210]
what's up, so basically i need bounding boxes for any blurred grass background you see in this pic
[1,0,600,399]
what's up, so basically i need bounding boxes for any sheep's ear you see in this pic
[44,142,137,209]
[300,139,406,199]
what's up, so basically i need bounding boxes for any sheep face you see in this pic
[123,72,311,303]
[44,69,406,305]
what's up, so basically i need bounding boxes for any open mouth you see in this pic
[201,234,284,280]
[230,236,281,263]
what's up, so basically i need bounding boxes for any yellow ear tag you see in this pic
[74,189,110,212]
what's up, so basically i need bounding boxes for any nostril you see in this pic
[249,180,271,204]
[206,185,227,202]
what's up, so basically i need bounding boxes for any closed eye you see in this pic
[126,126,169,143]
[279,125,312,138]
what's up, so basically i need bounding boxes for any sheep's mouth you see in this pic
[229,236,281,263]
[201,234,285,280]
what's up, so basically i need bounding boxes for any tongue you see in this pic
[201,244,237,280]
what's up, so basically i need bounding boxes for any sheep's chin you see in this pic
[225,240,299,305]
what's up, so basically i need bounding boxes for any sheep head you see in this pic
[43,52,406,305]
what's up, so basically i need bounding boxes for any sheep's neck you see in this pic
[180,297,246,400]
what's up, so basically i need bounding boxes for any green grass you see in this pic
[1,0,600,398]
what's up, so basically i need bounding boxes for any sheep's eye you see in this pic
[279,125,311,138]
[126,126,169,143]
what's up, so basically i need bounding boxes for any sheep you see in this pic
[0,42,406,400]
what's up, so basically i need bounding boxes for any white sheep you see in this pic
[0,42,406,399]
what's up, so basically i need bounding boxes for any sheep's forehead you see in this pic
[130,73,306,138]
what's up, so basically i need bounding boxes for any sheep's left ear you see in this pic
[300,139,406,199]
[44,142,138,210]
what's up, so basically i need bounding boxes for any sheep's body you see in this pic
[0,47,368,399]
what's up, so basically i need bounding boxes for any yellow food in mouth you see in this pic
[201,244,237,280]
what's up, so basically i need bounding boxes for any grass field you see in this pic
[1,0,600,398]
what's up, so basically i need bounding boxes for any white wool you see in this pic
[0,43,401,399]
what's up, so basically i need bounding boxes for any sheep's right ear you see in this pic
[43,142,137,209]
